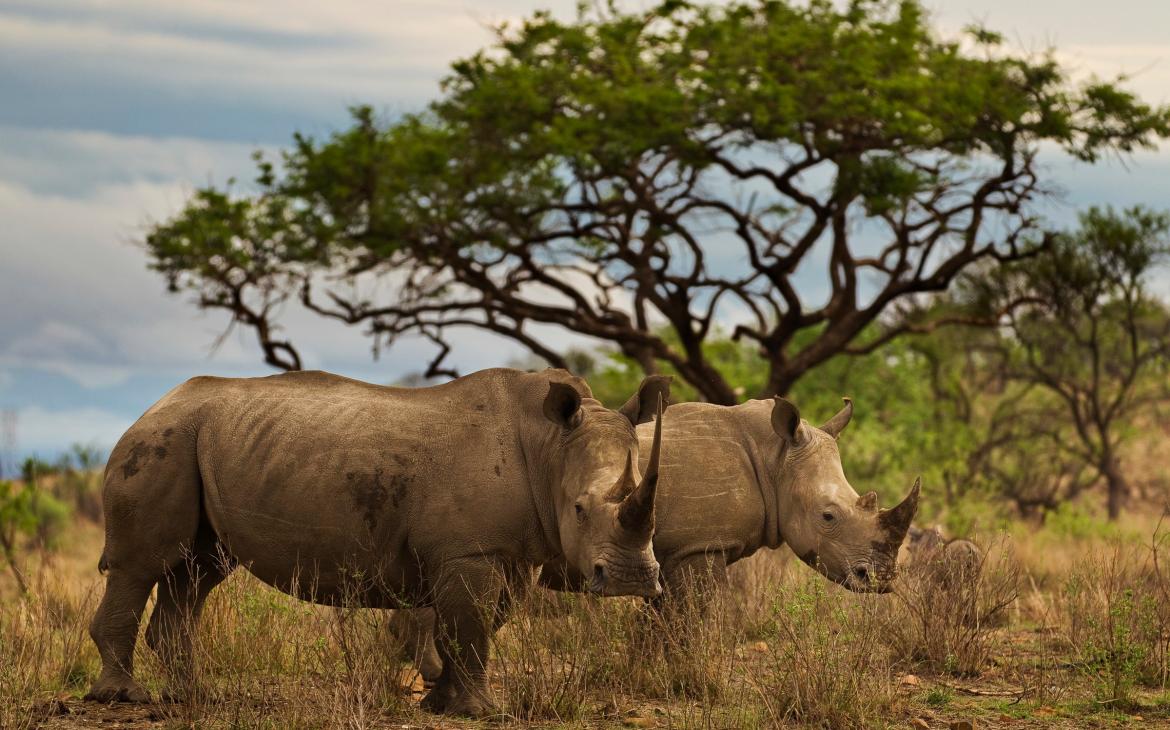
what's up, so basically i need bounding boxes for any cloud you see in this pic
[0,127,267,197]
[1,0,1169,459]
[1,321,133,388]
[0,0,583,142]
[0,131,536,391]
[12,405,134,453]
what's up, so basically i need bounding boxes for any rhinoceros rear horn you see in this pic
[619,394,663,532]
[820,397,853,439]
[878,477,921,540]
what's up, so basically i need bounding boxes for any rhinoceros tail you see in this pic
[97,552,109,575]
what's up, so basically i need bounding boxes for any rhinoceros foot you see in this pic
[421,682,494,717]
[418,651,443,685]
[84,677,152,704]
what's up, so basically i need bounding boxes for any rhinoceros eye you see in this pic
[575,503,587,524]
[821,511,835,523]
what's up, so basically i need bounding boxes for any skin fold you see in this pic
[84,368,670,717]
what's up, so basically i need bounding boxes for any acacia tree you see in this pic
[965,207,1170,519]
[145,0,1170,403]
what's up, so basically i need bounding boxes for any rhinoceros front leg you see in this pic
[144,547,235,700]
[420,559,505,718]
[389,607,443,684]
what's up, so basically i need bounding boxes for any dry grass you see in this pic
[7,514,1170,728]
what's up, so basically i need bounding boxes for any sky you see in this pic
[0,0,1168,472]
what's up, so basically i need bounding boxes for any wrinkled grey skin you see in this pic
[84,368,670,717]
[399,396,921,681]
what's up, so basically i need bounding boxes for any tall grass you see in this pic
[12,511,1170,726]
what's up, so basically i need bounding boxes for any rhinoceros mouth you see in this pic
[837,570,896,594]
[587,559,661,597]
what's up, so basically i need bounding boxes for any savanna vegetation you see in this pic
[5,0,1170,727]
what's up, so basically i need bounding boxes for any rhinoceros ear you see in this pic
[619,375,672,426]
[543,382,582,429]
[771,397,807,447]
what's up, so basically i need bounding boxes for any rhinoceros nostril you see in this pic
[587,562,607,593]
[853,565,870,582]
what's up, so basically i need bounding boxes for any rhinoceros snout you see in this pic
[588,560,662,598]
[843,562,896,593]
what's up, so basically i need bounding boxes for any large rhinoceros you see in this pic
[397,395,921,680]
[84,368,670,716]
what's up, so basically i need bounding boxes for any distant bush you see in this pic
[1044,503,1128,542]
[0,480,69,594]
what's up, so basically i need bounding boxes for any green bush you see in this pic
[0,480,72,593]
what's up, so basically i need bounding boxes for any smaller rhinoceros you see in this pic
[85,368,670,717]
[622,396,922,609]
[902,525,985,588]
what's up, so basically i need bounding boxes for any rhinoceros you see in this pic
[84,368,669,716]
[903,525,984,587]
[628,396,920,601]
[396,395,921,679]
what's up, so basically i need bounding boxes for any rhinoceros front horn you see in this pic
[618,394,664,533]
[878,477,921,539]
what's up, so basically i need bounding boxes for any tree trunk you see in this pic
[1102,453,1129,521]
[0,530,29,595]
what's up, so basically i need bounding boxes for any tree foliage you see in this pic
[145,0,1170,402]
[963,207,1170,519]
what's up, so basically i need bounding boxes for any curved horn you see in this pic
[820,397,853,439]
[878,477,921,539]
[619,393,663,532]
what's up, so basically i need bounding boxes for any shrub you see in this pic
[0,480,70,594]
[1061,529,1170,707]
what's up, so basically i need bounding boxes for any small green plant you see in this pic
[1078,587,1156,706]
[924,686,953,708]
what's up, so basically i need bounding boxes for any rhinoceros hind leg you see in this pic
[85,572,156,704]
[144,544,235,699]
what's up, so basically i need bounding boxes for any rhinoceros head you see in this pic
[542,374,670,598]
[771,397,920,593]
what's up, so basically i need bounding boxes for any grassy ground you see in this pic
[4,511,1170,728]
